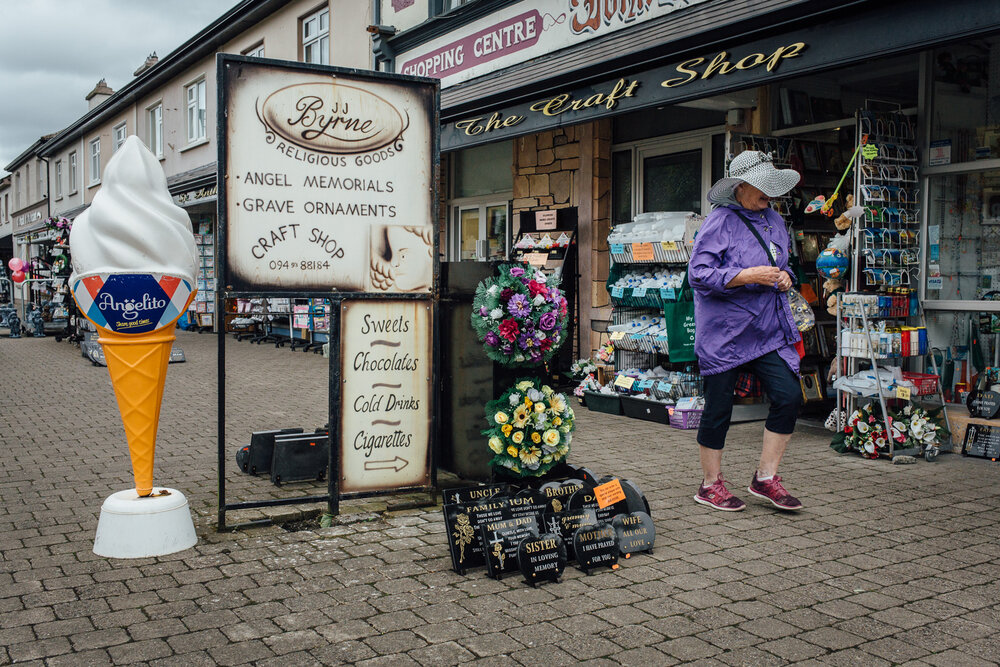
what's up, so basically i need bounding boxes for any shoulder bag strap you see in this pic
[731,209,776,268]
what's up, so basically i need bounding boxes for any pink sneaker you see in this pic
[747,473,803,510]
[694,476,746,511]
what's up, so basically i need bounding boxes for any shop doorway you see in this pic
[450,198,511,261]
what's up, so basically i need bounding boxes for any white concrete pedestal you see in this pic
[93,488,197,558]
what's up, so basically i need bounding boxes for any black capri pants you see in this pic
[697,350,802,450]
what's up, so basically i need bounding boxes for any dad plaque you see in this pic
[442,483,509,506]
[566,486,623,522]
[517,532,567,587]
[442,499,510,574]
[572,521,620,574]
[539,478,585,513]
[481,514,539,580]
[612,511,655,558]
[967,390,1000,419]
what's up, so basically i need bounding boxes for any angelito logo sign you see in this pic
[256,82,409,155]
[98,292,167,321]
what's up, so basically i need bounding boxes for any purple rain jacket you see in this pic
[688,205,802,376]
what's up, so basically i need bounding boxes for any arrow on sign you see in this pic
[364,456,409,472]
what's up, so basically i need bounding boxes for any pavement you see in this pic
[2,330,1000,666]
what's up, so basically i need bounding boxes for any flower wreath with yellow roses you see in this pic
[484,378,575,477]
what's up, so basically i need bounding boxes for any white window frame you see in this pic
[14,173,20,210]
[147,103,163,158]
[89,138,101,186]
[185,79,207,144]
[244,42,264,58]
[36,161,43,199]
[68,152,78,194]
[113,122,127,152]
[447,194,513,262]
[302,7,329,65]
[55,160,62,199]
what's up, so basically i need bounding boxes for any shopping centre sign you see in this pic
[396,0,711,88]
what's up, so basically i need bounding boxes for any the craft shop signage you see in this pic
[339,299,432,493]
[396,0,712,88]
[220,57,436,293]
[440,0,1000,151]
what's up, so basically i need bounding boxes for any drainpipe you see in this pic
[371,0,380,70]
[39,156,51,218]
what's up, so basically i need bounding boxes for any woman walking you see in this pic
[688,150,804,512]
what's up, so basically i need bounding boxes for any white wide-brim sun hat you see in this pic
[708,150,801,205]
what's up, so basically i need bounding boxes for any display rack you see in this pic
[834,293,949,458]
[189,217,216,332]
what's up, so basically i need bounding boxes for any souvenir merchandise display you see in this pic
[470,264,569,367]
[441,471,655,585]
[601,210,705,423]
[189,217,216,331]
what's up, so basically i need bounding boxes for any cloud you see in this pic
[0,0,239,172]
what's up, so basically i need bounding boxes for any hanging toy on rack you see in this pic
[816,232,851,281]
[834,194,864,231]
[819,143,864,219]
[804,195,826,214]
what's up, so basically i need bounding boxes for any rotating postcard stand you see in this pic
[214,55,441,529]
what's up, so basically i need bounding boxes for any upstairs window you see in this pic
[186,79,207,143]
[302,8,329,65]
[148,104,163,157]
[55,161,62,198]
[113,122,127,152]
[89,138,101,185]
[68,152,78,193]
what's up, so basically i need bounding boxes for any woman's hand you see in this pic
[775,271,793,292]
[727,266,784,289]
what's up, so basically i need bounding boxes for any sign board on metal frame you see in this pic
[216,54,440,526]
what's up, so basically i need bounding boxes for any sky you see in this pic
[0,0,241,174]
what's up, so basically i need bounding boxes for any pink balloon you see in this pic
[11,270,25,284]
[7,258,22,272]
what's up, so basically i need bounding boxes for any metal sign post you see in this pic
[216,55,440,530]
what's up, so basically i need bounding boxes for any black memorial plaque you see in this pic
[509,489,548,522]
[442,499,511,574]
[539,478,585,513]
[572,521,620,574]
[566,486,623,522]
[442,483,509,506]
[967,390,1000,420]
[517,532,567,587]
[962,424,1000,460]
[612,511,655,558]
[565,464,601,487]
[542,507,598,559]
[481,514,539,580]
[622,479,651,516]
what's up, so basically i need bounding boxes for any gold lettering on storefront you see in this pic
[662,42,807,88]
[455,111,526,136]
[530,78,639,116]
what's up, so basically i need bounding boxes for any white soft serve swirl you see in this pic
[70,136,197,284]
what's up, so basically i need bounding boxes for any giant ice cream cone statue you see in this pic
[69,136,198,497]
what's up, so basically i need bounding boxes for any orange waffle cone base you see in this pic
[98,327,176,497]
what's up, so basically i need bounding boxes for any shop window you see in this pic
[68,152,77,193]
[302,7,329,65]
[643,149,703,214]
[113,122,127,152]
[452,140,512,198]
[186,79,207,143]
[453,202,509,261]
[55,161,62,199]
[147,104,163,157]
[612,150,632,225]
[930,37,1000,164]
[89,138,101,185]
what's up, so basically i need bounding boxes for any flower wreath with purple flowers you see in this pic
[471,263,569,366]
